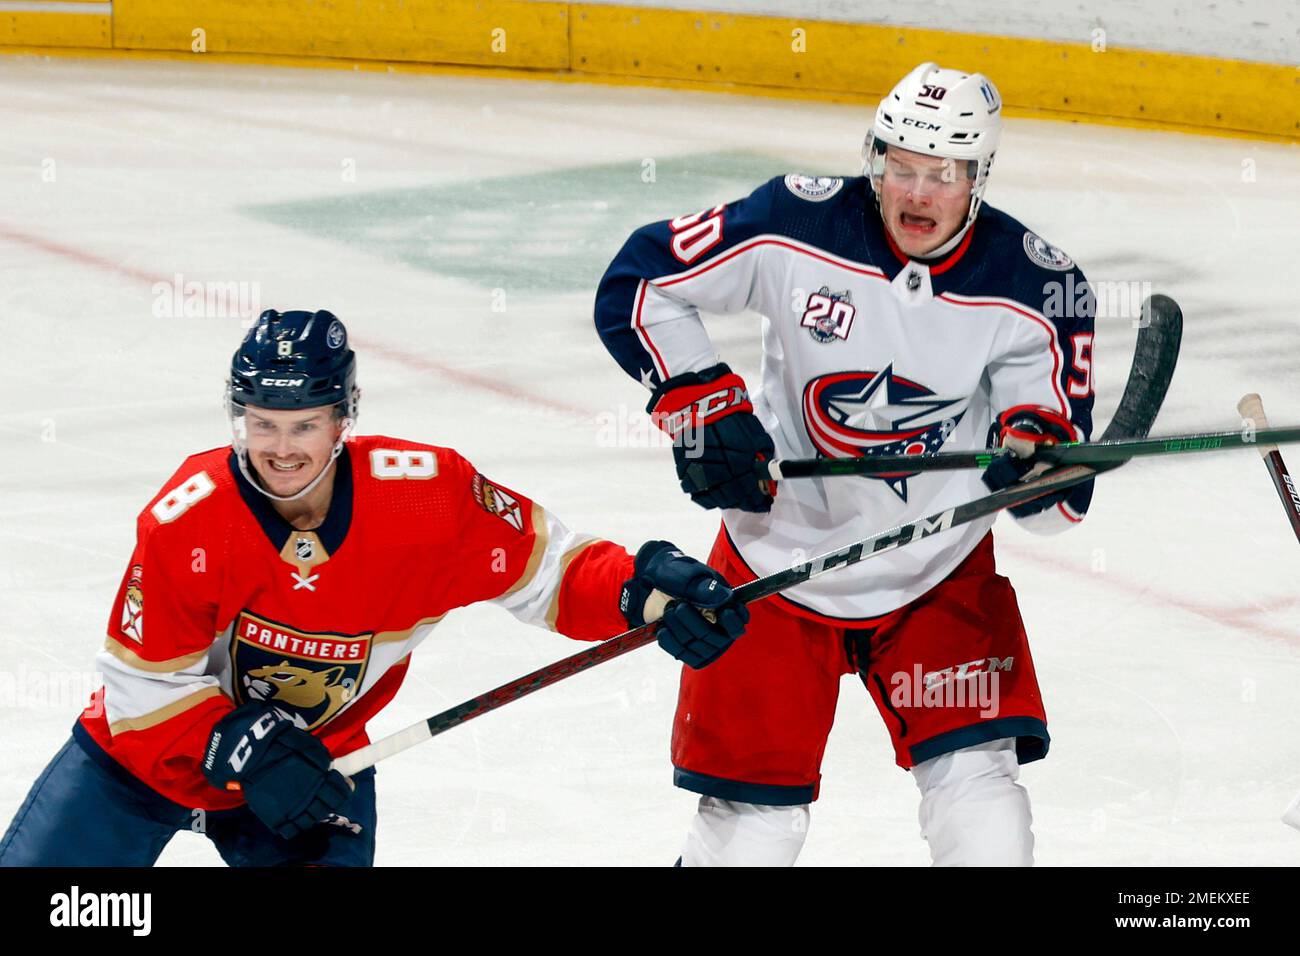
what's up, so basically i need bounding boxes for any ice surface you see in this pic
[0,55,1297,865]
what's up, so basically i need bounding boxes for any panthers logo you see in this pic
[243,661,356,731]
[231,610,371,730]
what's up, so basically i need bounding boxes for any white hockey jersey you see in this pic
[595,174,1096,623]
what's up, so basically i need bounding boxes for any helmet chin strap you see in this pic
[234,419,355,504]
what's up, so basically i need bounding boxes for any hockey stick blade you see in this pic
[1100,294,1182,443]
[332,297,1183,777]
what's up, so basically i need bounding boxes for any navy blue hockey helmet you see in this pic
[229,309,357,414]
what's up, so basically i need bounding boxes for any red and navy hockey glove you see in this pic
[621,540,749,669]
[203,702,353,841]
[649,363,776,513]
[981,405,1077,517]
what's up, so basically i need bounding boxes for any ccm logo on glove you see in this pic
[652,383,751,439]
[647,363,777,513]
[203,702,354,841]
[205,709,282,781]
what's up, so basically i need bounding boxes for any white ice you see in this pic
[0,55,1298,866]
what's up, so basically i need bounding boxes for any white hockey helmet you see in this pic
[863,63,1003,255]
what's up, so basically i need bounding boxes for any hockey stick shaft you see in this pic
[1238,394,1300,543]
[1239,394,1300,832]
[331,294,1182,777]
[332,462,1100,776]
[766,425,1300,480]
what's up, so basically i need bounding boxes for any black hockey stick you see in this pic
[766,295,1203,480]
[331,294,1181,776]
[765,425,1300,480]
[331,465,1101,774]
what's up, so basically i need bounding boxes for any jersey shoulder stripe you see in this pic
[956,203,1093,325]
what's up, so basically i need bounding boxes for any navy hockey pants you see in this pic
[0,724,376,867]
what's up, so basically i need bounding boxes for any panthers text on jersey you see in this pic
[595,174,1095,624]
[77,436,635,809]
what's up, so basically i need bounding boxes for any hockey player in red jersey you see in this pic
[595,63,1098,865]
[0,309,747,866]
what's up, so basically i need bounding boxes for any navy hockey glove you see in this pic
[981,405,1077,517]
[203,702,353,841]
[649,363,776,512]
[621,540,749,669]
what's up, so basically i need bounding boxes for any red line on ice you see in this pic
[355,339,594,419]
[1002,542,1300,643]
[0,222,595,420]
[0,221,161,286]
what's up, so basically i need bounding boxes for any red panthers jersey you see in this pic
[78,435,635,810]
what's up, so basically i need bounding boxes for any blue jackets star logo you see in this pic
[802,364,966,501]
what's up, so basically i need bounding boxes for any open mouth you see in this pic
[899,211,937,234]
[265,459,307,475]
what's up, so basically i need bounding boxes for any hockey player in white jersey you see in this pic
[594,63,1097,866]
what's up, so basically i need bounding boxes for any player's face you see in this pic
[243,406,343,496]
[878,146,974,257]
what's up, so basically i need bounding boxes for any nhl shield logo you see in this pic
[294,537,315,562]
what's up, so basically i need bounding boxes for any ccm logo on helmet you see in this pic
[260,377,305,387]
[901,118,943,131]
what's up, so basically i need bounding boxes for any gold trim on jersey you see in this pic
[500,504,550,599]
[372,615,446,646]
[280,530,331,578]
[108,685,228,736]
[546,538,605,631]
[102,639,208,674]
